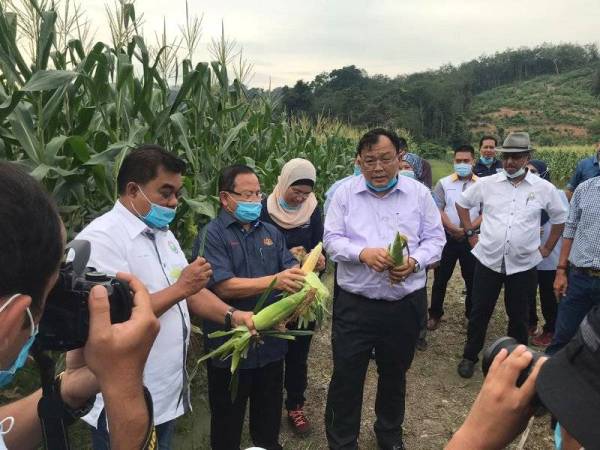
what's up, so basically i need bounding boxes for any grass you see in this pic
[430,159,454,185]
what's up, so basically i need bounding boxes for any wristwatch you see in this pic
[464,229,475,237]
[55,371,96,426]
[224,306,237,330]
[410,257,421,273]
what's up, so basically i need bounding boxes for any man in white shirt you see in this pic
[428,145,481,331]
[455,133,568,378]
[76,145,254,449]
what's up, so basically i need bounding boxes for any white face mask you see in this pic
[0,416,14,450]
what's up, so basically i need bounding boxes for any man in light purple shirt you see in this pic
[323,128,445,450]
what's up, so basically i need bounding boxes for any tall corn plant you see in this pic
[0,1,360,251]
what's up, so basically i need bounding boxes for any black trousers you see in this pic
[284,320,315,410]
[463,261,537,362]
[429,237,476,320]
[325,288,426,450]
[528,270,558,333]
[207,359,284,450]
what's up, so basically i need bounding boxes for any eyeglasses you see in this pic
[226,190,262,201]
[361,156,397,170]
[289,188,312,199]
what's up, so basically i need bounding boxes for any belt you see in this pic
[573,266,600,278]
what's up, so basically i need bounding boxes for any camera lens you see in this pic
[85,271,110,282]
[482,336,544,387]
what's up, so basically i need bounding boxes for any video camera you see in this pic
[482,336,546,408]
[38,240,133,351]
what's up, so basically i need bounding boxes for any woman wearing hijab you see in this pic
[401,153,428,185]
[527,159,569,347]
[260,158,325,436]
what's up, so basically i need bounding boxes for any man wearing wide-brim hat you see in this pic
[454,132,569,378]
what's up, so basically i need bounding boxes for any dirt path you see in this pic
[276,270,555,450]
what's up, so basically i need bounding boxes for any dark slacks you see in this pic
[547,269,600,355]
[207,359,284,450]
[463,261,537,362]
[325,288,426,450]
[92,411,175,450]
[429,237,476,320]
[528,269,558,333]
[284,320,315,410]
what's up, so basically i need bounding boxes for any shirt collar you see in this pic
[113,200,154,239]
[450,173,478,182]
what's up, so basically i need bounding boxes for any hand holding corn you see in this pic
[389,259,416,284]
[359,248,394,272]
[273,268,306,293]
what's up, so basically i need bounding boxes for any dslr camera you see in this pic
[38,240,133,351]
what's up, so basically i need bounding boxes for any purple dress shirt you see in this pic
[324,175,446,301]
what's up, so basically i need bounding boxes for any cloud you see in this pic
[79,0,600,88]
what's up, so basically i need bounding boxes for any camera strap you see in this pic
[32,344,71,450]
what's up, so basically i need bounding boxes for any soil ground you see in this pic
[174,268,556,450]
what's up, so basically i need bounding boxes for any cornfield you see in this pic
[0,0,371,251]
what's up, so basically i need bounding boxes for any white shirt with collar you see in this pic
[433,173,480,227]
[457,170,568,275]
[78,200,191,427]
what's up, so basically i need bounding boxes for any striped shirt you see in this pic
[564,176,600,269]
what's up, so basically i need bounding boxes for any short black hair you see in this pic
[218,164,257,192]
[0,162,63,315]
[117,144,186,194]
[479,135,497,148]
[357,128,401,155]
[454,144,475,156]
[398,137,408,150]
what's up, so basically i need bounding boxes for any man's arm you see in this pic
[540,223,564,257]
[323,185,364,264]
[0,390,43,450]
[409,190,446,269]
[554,238,574,298]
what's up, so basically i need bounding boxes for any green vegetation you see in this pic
[275,44,600,147]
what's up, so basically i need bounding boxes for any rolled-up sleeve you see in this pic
[546,187,568,225]
[456,180,482,209]
[563,187,583,239]
[431,181,445,209]
[323,187,363,264]
[411,190,446,267]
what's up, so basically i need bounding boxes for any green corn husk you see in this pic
[388,231,408,266]
[194,250,330,399]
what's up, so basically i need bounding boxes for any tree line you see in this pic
[261,43,600,147]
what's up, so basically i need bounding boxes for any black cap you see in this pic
[536,306,600,448]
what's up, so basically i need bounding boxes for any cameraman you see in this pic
[0,162,159,449]
[447,305,600,449]
[74,145,255,449]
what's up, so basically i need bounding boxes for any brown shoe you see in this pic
[288,407,311,436]
[427,317,441,331]
[532,331,553,347]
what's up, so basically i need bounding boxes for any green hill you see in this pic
[468,67,600,144]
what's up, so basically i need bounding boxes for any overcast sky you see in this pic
[83,0,600,88]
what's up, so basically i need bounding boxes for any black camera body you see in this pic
[38,240,133,351]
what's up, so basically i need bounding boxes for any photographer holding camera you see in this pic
[74,145,255,449]
[0,162,159,449]
[447,304,600,449]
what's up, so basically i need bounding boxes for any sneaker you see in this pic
[532,331,553,347]
[287,407,311,435]
[457,358,475,378]
[427,316,441,331]
[528,325,542,337]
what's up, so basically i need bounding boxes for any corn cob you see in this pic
[388,232,408,266]
[301,242,323,273]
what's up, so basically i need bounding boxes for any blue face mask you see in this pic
[366,176,398,192]
[480,156,494,165]
[278,198,300,211]
[0,294,37,388]
[399,170,415,179]
[353,165,362,176]
[454,163,472,177]
[135,186,176,229]
[234,200,262,223]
